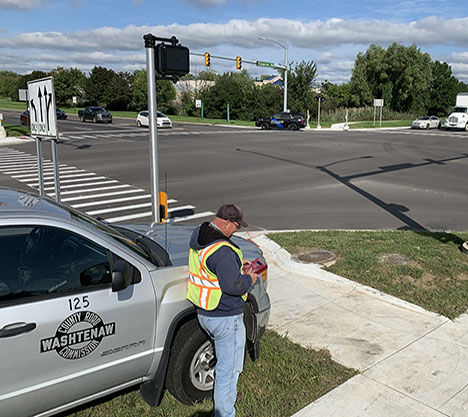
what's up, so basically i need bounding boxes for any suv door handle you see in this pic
[0,322,37,338]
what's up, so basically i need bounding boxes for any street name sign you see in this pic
[257,61,275,68]
[27,77,58,137]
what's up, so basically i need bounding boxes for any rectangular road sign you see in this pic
[27,77,58,137]
[257,60,275,68]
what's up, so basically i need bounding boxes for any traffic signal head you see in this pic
[155,43,190,76]
[236,56,242,70]
[204,52,211,67]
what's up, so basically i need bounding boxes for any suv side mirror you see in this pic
[112,260,135,292]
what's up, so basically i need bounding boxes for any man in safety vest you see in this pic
[187,204,259,417]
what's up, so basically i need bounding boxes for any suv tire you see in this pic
[261,122,269,130]
[288,123,298,130]
[166,319,215,405]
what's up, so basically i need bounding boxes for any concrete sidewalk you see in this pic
[245,231,468,417]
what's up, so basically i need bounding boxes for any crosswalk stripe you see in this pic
[28,176,107,187]
[171,211,214,223]
[87,202,152,216]
[71,194,152,208]
[43,180,118,191]
[3,164,69,175]
[12,169,86,179]
[61,189,146,202]
[105,211,153,223]
[48,184,129,196]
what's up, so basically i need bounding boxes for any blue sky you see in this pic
[1,0,468,83]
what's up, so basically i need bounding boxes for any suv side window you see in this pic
[280,112,291,119]
[0,225,112,305]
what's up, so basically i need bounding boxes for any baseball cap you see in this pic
[216,204,248,227]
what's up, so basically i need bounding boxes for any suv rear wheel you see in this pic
[288,123,298,130]
[166,319,215,405]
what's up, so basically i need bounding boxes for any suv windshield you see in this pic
[453,107,468,113]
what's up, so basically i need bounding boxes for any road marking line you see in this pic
[171,211,214,223]
[12,169,85,179]
[61,189,147,202]
[3,164,69,175]
[105,211,153,223]
[17,172,96,182]
[29,176,108,186]
[71,194,152,208]
[49,184,131,196]
[168,204,195,213]
[43,180,118,191]
[87,202,153,215]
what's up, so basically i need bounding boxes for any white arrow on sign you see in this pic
[27,77,58,138]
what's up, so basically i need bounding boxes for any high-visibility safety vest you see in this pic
[187,240,247,310]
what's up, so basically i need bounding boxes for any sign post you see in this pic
[373,99,384,127]
[27,77,61,201]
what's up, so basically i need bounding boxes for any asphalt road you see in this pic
[1,113,468,231]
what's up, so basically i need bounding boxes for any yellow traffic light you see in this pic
[204,52,211,67]
[236,56,242,70]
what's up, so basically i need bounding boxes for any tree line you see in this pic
[1,42,467,121]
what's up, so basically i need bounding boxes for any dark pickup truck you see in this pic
[78,106,112,123]
[256,112,306,130]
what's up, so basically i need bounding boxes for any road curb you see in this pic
[0,136,34,146]
[245,231,444,319]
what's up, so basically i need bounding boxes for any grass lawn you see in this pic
[3,123,30,137]
[269,230,468,319]
[349,120,412,129]
[65,331,356,417]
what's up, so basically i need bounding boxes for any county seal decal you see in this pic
[41,311,115,360]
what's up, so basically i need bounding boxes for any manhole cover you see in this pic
[293,249,337,267]
[378,253,411,265]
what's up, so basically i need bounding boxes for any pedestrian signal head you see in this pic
[236,56,242,70]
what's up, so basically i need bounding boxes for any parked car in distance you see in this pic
[21,108,67,125]
[256,112,306,130]
[20,110,30,126]
[78,106,112,123]
[136,111,172,128]
[0,187,270,417]
[411,116,441,129]
[56,108,67,120]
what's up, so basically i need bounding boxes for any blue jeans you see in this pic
[198,313,245,417]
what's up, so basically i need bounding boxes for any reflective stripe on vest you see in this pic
[187,240,246,310]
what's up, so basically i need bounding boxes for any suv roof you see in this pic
[0,188,71,220]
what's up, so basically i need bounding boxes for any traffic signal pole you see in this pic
[144,34,160,224]
[190,52,268,69]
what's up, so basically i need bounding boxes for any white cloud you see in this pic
[180,0,227,9]
[3,17,468,53]
[0,0,44,10]
[2,16,468,82]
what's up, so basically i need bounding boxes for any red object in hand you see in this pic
[242,258,268,274]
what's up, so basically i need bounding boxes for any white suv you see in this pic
[136,111,172,128]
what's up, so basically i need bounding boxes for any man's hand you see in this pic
[247,271,259,285]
